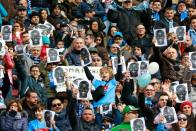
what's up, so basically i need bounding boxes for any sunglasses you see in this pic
[18,9,26,11]
[52,103,61,107]
[178,117,187,121]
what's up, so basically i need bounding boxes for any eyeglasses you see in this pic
[192,78,196,81]
[18,9,26,12]
[178,117,187,121]
[52,103,61,107]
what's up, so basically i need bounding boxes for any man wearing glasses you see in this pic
[111,105,139,130]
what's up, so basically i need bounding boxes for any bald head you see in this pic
[165,47,178,60]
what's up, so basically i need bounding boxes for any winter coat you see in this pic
[54,108,73,131]
[66,49,82,66]
[78,119,100,131]
[0,110,28,131]
[154,17,179,33]
[151,46,187,82]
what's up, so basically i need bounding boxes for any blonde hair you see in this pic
[100,67,113,79]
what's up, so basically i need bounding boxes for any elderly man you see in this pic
[151,40,187,82]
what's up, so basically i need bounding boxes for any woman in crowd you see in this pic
[0,99,28,131]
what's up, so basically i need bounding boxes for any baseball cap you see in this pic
[122,105,139,115]
[114,32,123,38]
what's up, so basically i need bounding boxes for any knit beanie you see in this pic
[180,101,193,111]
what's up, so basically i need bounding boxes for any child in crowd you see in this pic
[28,104,59,131]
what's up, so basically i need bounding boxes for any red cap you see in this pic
[180,101,192,111]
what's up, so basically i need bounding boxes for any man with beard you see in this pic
[22,90,39,121]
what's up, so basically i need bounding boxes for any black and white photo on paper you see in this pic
[138,61,149,76]
[174,26,186,42]
[53,66,65,85]
[169,81,179,93]
[161,107,177,124]
[0,91,6,109]
[130,117,146,131]
[189,52,196,70]
[29,29,43,46]
[0,40,5,56]
[154,28,167,47]
[43,110,55,128]
[47,48,60,63]
[100,103,112,115]
[111,56,126,74]
[15,45,25,55]
[127,62,139,78]
[77,80,92,100]
[0,68,4,79]
[80,47,92,66]
[1,25,12,41]
[36,23,54,37]
[173,83,188,103]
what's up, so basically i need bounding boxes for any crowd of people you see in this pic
[0,0,196,130]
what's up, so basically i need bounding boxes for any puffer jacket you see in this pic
[0,110,28,131]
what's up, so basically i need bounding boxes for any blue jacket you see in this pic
[0,3,8,27]
[66,50,82,66]
[188,27,196,46]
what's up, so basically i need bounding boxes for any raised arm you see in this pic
[84,66,94,81]
[115,48,123,81]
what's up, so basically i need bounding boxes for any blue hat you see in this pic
[114,32,123,38]
[42,36,50,45]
